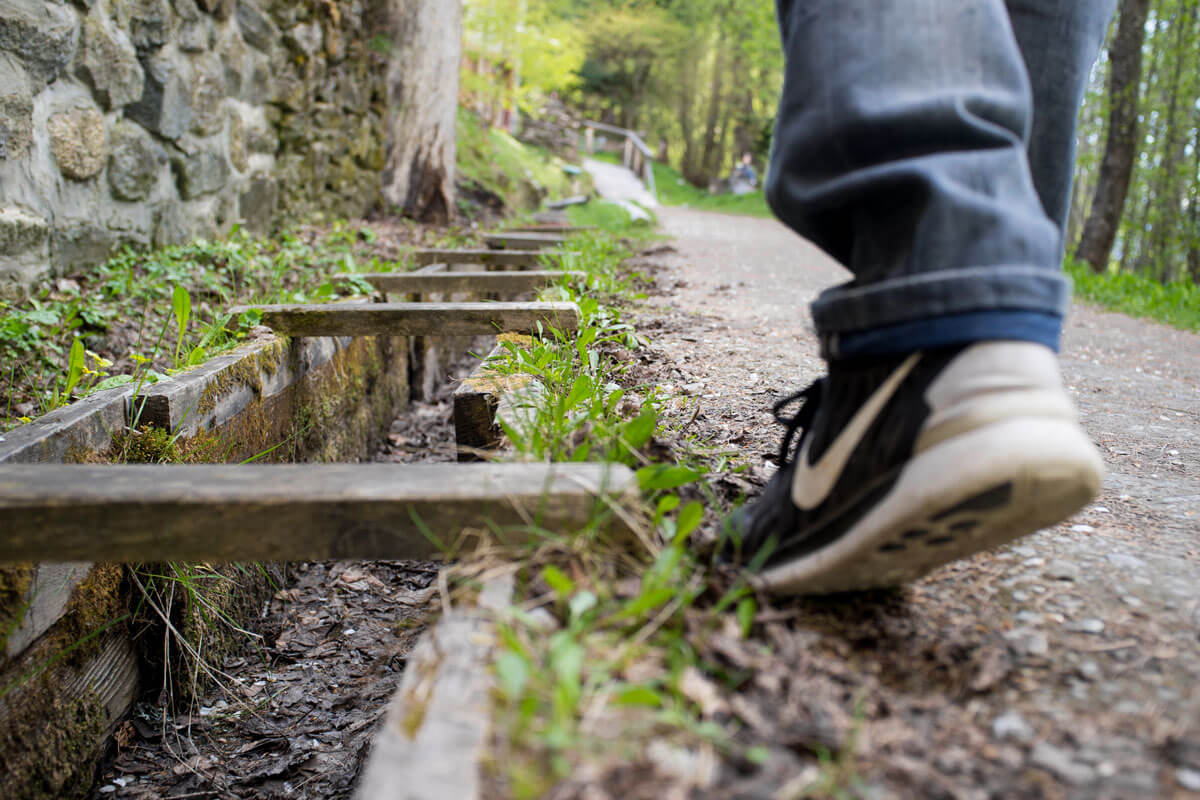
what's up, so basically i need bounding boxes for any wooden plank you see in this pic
[453,340,545,462]
[356,575,512,800]
[227,301,581,337]
[545,195,590,210]
[484,232,569,250]
[508,225,594,234]
[336,270,584,295]
[410,249,569,268]
[0,462,636,562]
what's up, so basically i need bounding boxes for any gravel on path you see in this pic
[636,206,1200,798]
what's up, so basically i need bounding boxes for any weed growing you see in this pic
[447,225,776,797]
[1,222,397,431]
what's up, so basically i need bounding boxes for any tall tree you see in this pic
[380,0,462,223]
[1075,0,1153,272]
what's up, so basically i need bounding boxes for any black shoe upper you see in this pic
[730,347,966,567]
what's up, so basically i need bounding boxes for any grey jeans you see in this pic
[766,0,1117,353]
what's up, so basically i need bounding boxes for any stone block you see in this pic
[76,11,144,110]
[126,52,192,139]
[48,107,107,180]
[0,206,49,290]
[190,54,226,136]
[51,223,121,271]
[173,147,229,199]
[228,111,249,172]
[0,0,78,90]
[237,0,279,52]
[108,120,166,200]
[239,172,277,232]
[116,0,172,51]
[271,74,304,112]
[284,21,321,55]
[0,54,33,160]
[197,0,234,20]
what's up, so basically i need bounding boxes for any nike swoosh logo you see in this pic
[791,353,921,510]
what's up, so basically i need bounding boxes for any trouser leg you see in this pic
[1006,0,1118,239]
[766,0,1115,358]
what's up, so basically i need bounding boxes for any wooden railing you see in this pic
[581,120,658,202]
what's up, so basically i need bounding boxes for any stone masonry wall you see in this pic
[0,0,390,296]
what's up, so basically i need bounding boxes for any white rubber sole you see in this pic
[756,417,1105,595]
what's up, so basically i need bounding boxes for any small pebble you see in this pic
[1093,506,1110,513]
[1071,524,1096,533]
[1067,618,1106,635]
[1031,742,1096,786]
[1106,552,1146,570]
[1022,556,1045,567]
[992,710,1034,742]
[1005,628,1050,657]
[1120,595,1143,608]
[1045,559,1079,581]
[1178,768,1200,792]
[1012,590,1030,602]
[1078,660,1101,681]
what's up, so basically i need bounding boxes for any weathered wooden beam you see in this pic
[335,271,584,295]
[227,301,581,337]
[410,249,570,268]
[546,195,590,210]
[508,225,594,235]
[356,575,512,800]
[0,463,636,562]
[484,232,568,250]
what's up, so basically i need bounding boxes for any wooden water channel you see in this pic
[0,230,631,799]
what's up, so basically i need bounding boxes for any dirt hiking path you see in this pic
[639,207,1200,798]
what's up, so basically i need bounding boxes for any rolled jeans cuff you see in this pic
[810,264,1070,336]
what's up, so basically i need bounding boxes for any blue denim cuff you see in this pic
[826,309,1063,360]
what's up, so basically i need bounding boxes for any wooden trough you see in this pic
[337,270,584,295]
[410,249,572,268]
[0,463,635,562]
[229,301,581,337]
[483,232,569,250]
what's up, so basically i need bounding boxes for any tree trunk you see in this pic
[381,0,462,223]
[699,32,729,180]
[1075,0,1152,273]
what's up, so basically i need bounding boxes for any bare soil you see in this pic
[630,208,1200,799]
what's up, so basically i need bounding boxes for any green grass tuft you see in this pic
[1066,257,1200,332]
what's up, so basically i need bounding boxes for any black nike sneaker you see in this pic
[729,341,1104,595]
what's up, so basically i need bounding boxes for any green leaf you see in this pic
[568,590,597,621]
[92,374,135,391]
[619,586,676,619]
[541,565,575,598]
[548,634,585,688]
[563,374,593,412]
[613,684,663,707]
[674,501,704,543]
[64,338,85,398]
[736,597,757,639]
[622,408,657,449]
[495,651,530,700]
[636,464,704,491]
[171,284,191,331]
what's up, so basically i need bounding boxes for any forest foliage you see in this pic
[1072,0,1200,284]
[463,0,1200,291]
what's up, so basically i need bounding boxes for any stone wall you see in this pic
[0,0,390,296]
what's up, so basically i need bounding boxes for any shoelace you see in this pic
[771,379,825,467]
